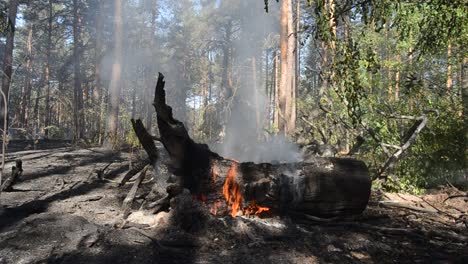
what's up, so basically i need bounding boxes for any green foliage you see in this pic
[44,126,65,139]
[300,0,467,193]
[126,128,141,149]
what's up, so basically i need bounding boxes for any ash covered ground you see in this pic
[0,141,466,264]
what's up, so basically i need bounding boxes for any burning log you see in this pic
[203,158,370,218]
[139,73,371,218]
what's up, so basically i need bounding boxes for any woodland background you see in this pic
[0,0,466,193]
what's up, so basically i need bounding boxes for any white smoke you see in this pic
[209,1,301,163]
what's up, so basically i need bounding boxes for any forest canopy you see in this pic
[0,0,466,193]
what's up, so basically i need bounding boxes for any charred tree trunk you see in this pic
[147,73,371,218]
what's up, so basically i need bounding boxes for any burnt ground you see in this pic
[0,141,466,264]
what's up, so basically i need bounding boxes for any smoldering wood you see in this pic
[145,73,371,218]
[207,158,370,217]
[1,160,23,191]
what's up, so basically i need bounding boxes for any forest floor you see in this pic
[0,141,466,264]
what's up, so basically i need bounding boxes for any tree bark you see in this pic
[73,0,84,140]
[252,56,261,136]
[273,50,280,129]
[145,0,158,133]
[0,0,19,130]
[94,0,104,143]
[19,23,33,128]
[279,0,290,134]
[395,54,401,101]
[44,0,53,138]
[293,0,300,128]
[287,0,296,133]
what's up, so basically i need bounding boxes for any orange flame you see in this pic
[223,163,242,217]
[246,200,270,215]
[222,162,270,217]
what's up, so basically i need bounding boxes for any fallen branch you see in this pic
[119,158,148,187]
[377,115,428,180]
[325,222,468,243]
[378,201,437,214]
[443,194,468,203]
[95,161,114,180]
[420,197,460,220]
[122,165,149,219]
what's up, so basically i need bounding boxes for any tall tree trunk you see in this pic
[395,54,401,101]
[287,0,296,133]
[105,0,123,144]
[44,0,53,138]
[94,0,104,143]
[221,20,234,100]
[145,0,157,133]
[252,56,260,137]
[279,0,291,134]
[446,42,452,91]
[73,0,84,140]
[0,0,19,130]
[265,49,271,125]
[408,49,414,110]
[273,50,279,129]
[328,0,336,51]
[265,49,269,95]
[461,57,467,139]
[219,20,234,137]
[33,86,41,137]
[386,23,393,101]
[20,24,33,128]
[292,0,300,132]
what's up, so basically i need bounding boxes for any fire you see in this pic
[246,200,270,215]
[222,162,270,217]
[223,163,242,217]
